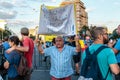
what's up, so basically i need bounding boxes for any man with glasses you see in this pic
[80,27,120,80]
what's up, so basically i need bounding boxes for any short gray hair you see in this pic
[21,27,29,36]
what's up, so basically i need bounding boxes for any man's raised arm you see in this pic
[75,35,81,52]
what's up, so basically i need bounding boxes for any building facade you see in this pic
[60,0,88,32]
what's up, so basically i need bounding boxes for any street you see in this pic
[31,69,79,80]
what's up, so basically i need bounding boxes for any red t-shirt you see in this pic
[23,37,34,68]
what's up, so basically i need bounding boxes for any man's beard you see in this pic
[103,38,109,44]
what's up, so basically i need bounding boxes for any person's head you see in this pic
[85,35,90,40]
[91,27,109,44]
[8,36,20,47]
[4,36,9,41]
[52,38,56,46]
[55,36,64,48]
[116,25,120,35]
[21,27,29,36]
[68,35,75,42]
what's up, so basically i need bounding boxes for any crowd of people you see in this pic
[0,27,34,80]
[0,25,120,80]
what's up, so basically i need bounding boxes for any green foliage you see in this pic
[0,29,11,40]
[79,25,90,39]
[82,25,90,31]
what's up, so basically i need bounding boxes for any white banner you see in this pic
[38,4,76,35]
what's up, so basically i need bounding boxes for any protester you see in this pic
[6,27,34,80]
[33,38,40,69]
[51,38,56,46]
[3,36,10,51]
[84,35,92,47]
[108,25,120,79]
[80,27,120,80]
[2,36,10,80]
[0,39,8,80]
[38,35,81,80]
[0,40,3,53]
[4,36,21,80]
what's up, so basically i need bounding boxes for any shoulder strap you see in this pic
[85,45,109,56]
[95,46,110,80]
[85,47,91,55]
[94,46,109,55]
[104,68,110,80]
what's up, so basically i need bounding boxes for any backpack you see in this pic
[0,45,8,77]
[0,45,5,66]
[14,51,30,76]
[79,46,109,80]
[0,44,4,54]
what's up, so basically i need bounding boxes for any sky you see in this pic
[0,0,120,34]
[82,0,120,32]
[0,0,62,35]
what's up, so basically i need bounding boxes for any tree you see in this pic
[79,25,90,39]
[3,30,11,37]
[0,28,11,40]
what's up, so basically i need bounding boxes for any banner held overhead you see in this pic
[38,4,76,35]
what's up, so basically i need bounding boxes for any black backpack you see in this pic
[79,46,109,80]
[0,45,8,77]
[0,44,4,54]
[0,44,5,66]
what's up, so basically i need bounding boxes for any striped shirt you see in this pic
[44,45,76,78]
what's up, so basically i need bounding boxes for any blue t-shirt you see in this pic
[3,41,10,50]
[5,50,20,78]
[114,38,120,63]
[114,39,120,63]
